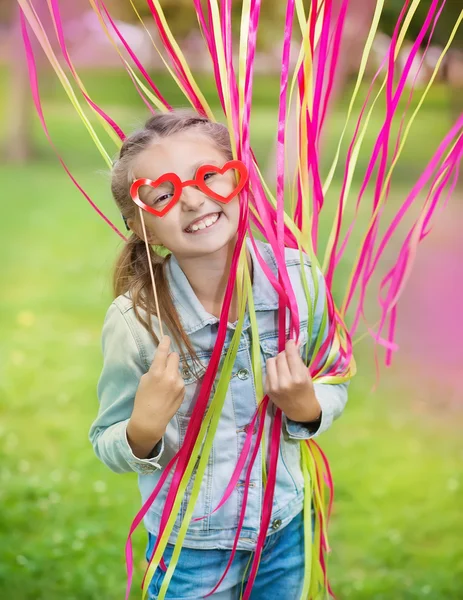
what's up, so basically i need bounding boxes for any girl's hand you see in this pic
[264,339,321,422]
[128,336,185,446]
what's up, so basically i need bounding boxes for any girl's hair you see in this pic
[111,109,233,369]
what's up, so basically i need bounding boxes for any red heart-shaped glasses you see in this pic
[130,159,249,218]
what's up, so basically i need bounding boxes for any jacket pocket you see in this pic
[259,324,309,362]
[177,353,212,417]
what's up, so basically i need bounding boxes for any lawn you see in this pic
[0,68,462,599]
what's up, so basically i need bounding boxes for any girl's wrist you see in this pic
[286,394,322,423]
[127,418,165,458]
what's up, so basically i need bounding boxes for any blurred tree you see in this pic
[381,0,462,47]
[121,0,462,51]
[4,1,90,164]
[124,0,286,49]
[4,5,33,163]
[381,0,462,118]
[0,0,15,24]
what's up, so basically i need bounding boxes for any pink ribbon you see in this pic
[19,10,127,241]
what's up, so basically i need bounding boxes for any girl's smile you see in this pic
[184,211,222,234]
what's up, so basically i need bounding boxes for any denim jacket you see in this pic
[89,238,349,550]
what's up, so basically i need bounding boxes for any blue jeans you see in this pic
[145,508,306,599]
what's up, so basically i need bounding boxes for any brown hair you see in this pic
[110,109,233,370]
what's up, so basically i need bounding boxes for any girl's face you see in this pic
[128,131,241,259]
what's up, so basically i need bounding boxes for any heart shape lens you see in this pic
[130,159,249,218]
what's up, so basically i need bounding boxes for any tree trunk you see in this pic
[4,6,34,164]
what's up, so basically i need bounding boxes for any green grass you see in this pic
[0,68,462,599]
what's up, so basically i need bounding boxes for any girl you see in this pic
[89,109,350,599]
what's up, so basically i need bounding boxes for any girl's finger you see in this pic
[150,335,171,373]
[275,347,291,383]
[285,339,306,378]
[265,357,278,392]
[165,350,180,374]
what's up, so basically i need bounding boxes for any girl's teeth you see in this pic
[189,213,219,232]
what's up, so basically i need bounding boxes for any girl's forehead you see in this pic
[132,132,224,180]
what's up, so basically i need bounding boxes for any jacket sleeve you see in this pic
[284,263,351,441]
[88,302,164,475]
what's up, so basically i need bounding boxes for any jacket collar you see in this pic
[165,237,279,335]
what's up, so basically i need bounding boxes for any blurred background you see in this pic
[0,1,462,598]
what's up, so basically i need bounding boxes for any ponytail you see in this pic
[113,234,203,372]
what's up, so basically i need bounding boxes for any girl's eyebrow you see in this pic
[190,159,219,175]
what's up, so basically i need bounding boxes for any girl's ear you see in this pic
[127,217,137,232]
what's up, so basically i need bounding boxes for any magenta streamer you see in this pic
[19,10,127,241]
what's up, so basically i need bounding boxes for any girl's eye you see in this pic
[155,193,173,204]
[203,172,216,181]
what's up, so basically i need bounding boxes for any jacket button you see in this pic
[181,367,190,378]
[271,518,282,530]
[237,368,250,380]
[243,423,257,434]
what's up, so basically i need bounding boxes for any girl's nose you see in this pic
[179,186,206,210]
